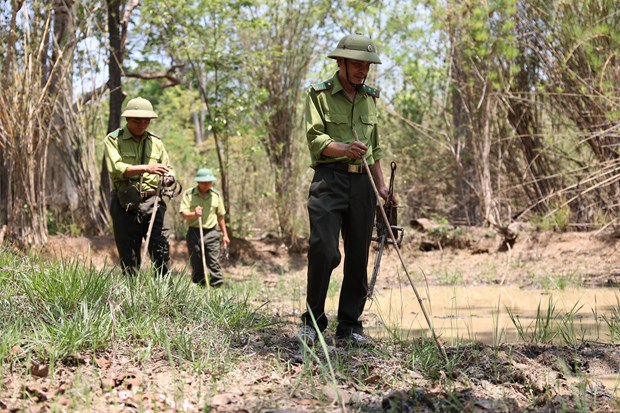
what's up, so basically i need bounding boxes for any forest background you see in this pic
[1,0,619,249]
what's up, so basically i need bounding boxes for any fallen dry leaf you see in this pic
[30,363,49,378]
[211,393,233,406]
[364,374,382,384]
[96,357,112,369]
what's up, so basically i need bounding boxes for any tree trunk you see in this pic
[449,40,478,225]
[101,0,125,213]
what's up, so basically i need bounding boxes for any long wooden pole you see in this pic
[353,129,447,362]
[198,215,210,291]
[141,181,162,272]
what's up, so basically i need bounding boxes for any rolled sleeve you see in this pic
[217,197,226,217]
[179,190,192,214]
[104,136,131,181]
[370,123,383,162]
[305,93,331,163]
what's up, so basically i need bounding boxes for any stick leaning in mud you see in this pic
[141,179,163,273]
[352,129,448,362]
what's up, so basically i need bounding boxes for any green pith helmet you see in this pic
[327,33,381,64]
[194,168,216,182]
[121,97,158,118]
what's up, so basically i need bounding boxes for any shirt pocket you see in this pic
[210,197,219,210]
[324,112,350,140]
[120,147,138,164]
[360,114,377,139]
[146,142,161,164]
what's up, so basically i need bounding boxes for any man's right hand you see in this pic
[145,163,169,176]
[194,206,203,217]
[343,141,368,160]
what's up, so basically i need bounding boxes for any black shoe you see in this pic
[336,332,373,347]
[296,325,318,347]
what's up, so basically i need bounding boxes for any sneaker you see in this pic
[336,332,373,347]
[296,325,317,347]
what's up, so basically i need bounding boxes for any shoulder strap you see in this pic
[311,81,333,92]
[108,128,123,140]
[363,84,380,98]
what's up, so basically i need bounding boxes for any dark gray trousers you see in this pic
[186,227,223,286]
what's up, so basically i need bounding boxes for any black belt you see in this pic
[142,191,158,199]
[316,163,367,174]
[190,226,216,232]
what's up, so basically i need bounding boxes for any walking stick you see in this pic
[198,215,210,291]
[353,129,448,362]
[141,180,163,272]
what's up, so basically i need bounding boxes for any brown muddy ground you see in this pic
[5,227,620,412]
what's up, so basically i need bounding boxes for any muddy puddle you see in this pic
[286,281,620,393]
[364,285,620,394]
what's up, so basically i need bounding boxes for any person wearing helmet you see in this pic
[104,97,176,276]
[298,34,390,347]
[179,168,230,287]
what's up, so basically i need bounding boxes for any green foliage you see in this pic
[507,297,585,346]
[426,215,465,248]
[601,295,620,344]
[0,250,271,364]
[532,201,572,232]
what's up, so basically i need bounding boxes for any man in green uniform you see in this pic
[104,97,175,276]
[179,168,230,287]
[298,34,389,347]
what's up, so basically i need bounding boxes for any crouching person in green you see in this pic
[180,168,230,287]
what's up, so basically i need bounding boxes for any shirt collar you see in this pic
[331,72,367,98]
[193,186,211,197]
[121,125,148,140]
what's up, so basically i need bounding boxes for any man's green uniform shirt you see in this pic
[103,126,174,192]
[305,72,383,168]
[179,187,226,229]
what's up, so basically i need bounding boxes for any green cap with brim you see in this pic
[194,168,217,182]
[327,33,382,64]
[121,97,158,118]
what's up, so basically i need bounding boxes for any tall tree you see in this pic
[0,1,61,246]
[238,0,332,241]
[45,0,110,235]
[100,0,138,213]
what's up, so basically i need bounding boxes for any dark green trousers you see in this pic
[302,166,376,337]
[186,227,223,286]
[110,192,171,276]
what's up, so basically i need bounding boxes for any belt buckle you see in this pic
[348,164,361,173]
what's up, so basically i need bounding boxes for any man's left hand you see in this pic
[378,185,389,201]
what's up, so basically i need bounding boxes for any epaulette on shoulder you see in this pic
[364,84,380,98]
[311,81,333,93]
[108,128,123,140]
[147,130,161,139]
[210,188,220,195]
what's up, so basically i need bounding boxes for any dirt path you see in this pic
[40,227,620,288]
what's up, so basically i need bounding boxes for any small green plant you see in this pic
[601,295,620,343]
[532,200,572,231]
[436,269,463,285]
[427,214,464,248]
[507,297,586,346]
[538,270,584,291]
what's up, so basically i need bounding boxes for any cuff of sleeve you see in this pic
[311,136,334,159]
[117,164,130,177]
